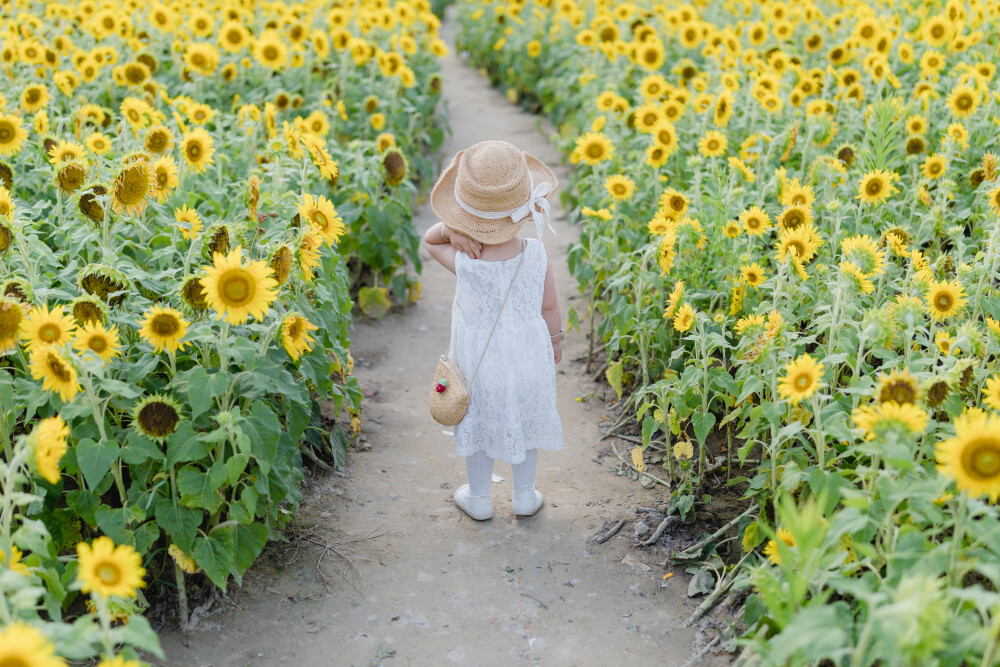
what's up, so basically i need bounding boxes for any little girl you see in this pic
[423,140,565,520]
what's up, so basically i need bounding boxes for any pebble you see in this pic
[634,521,651,537]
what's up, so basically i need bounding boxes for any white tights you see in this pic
[465,449,537,497]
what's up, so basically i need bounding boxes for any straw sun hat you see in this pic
[430,140,558,245]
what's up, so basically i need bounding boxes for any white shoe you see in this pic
[512,488,543,516]
[455,484,493,520]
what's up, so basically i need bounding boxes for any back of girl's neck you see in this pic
[478,237,524,261]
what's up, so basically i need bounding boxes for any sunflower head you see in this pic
[179,274,209,312]
[78,264,129,307]
[138,305,189,354]
[281,313,318,361]
[3,278,31,303]
[29,346,80,402]
[205,223,231,258]
[74,321,121,363]
[836,144,855,167]
[0,221,11,256]
[132,394,182,441]
[57,160,88,195]
[936,411,1000,501]
[76,536,147,599]
[199,247,280,325]
[269,245,294,286]
[111,160,153,216]
[0,162,12,189]
[777,353,824,403]
[0,295,25,353]
[70,294,108,326]
[877,368,921,405]
[382,149,408,187]
[78,184,107,223]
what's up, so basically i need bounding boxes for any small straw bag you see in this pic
[429,241,526,426]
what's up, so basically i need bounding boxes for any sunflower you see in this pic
[739,206,772,236]
[840,262,874,294]
[281,313,318,361]
[922,155,947,180]
[180,128,215,173]
[29,347,80,402]
[856,170,897,206]
[777,204,812,232]
[925,279,966,320]
[56,161,87,195]
[841,234,885,276]
[218,21,250,53]
[150,156,178,202]
[174,205,203,241]
[78,185,106,223]
[647,211,672,235]
[987,186,1000,218]
[983,376,1000,412]
[73,321,120,363]
[47,140,85,166]
[853,401,929,441]
[0,221,11,255]
[253,30,289,69]
[778,353,824,403]
[735,314,765,335]
[32,415,69,484]
[119,97,152,130]
[0,114,28,157]
[20,304,76,352]
[741,263,767,287]
[84,131,112,155]
[110,160,153,216]
[877,368,921,405]
[574,132,614,165]
[605,174,635,201]
[776,227,821,265]
[144,125,174,154]
[299,229,323,282]
[905,114,927,136]
[947,84,979,118]
[0,296,24,353]
[382,149,407,187]
[697,130,727,157]
[132,394,182,441]
[200,247,279,325]
[763,527,795,565]
[0,184,13,218]
[664,281,685,320]
[650,121,678,157]
[375,133,396,153]
[297,194,345,245]
[659,188,688,219]
[673,303,695,332]
[76,536,146,599]
[269,246,294,286]
[70,295,106,326]
[0,544,28,574]
[138,305,189,353]
[936,411,1000,501]
[0,622,65,667]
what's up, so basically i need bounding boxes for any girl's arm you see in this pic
[423,222,482,274]
[541,257,563,364]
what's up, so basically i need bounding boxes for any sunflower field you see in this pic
[458,0,1000,663]
[0,0,447,662]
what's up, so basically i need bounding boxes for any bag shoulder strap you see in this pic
[451,238,526,388]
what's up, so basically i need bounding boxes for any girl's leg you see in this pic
[511,448,537,492]
[465,450,494,497]
[455,450,494,521]
[511,449,543,516]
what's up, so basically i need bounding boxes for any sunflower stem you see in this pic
[81,368,126,505]
[949,492,969,587]
[810,393,825,470]
[94,594,117,658]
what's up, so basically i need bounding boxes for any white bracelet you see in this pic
[550,329,564,340]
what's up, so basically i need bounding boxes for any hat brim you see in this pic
[429,149,558,245]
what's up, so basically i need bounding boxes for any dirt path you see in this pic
[158,18,730,667]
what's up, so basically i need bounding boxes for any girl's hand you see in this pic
[552,340,562,364]
[448,230,483,259]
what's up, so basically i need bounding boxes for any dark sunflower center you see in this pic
[670,196,685,211]
[138,401,179,437]
[186,142,202,160]
[0,121,14,143]
[47,353,71,382]
[151,313,179,336]
[866,179,883,196]
[586,144,603,158]
[794,372,811,390]
[227,29,242,44]
[934,293,953,311]
[957,94,971,110]
[89,335,107,352]
[96,561,121,585]
[964,440,1000,480]
[310,210,328,227]
[288,319,303,339]
[882,381,915,404]
[26,88,40,103]
[220,270,252,305]
[263,45,279,61]
[658,129,673,145]
[39,323,61,342]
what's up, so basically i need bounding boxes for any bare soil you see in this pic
[156,18,735,667]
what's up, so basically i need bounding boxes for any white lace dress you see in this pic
[450,238,564,464]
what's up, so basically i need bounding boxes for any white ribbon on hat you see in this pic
[454,171,557,242]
